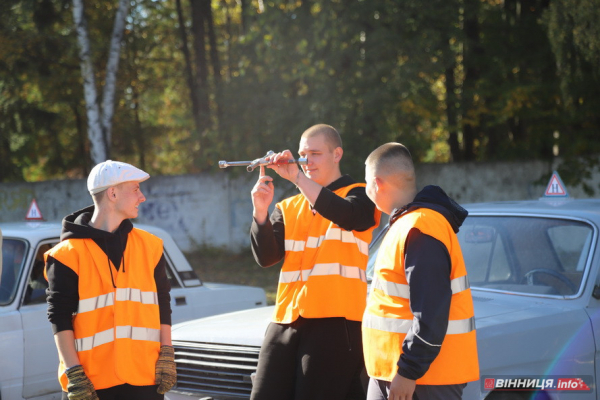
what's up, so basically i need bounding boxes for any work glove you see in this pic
[65,365,99,400]
[155,345,177,394]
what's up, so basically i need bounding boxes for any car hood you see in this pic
[472,293,535,326]
[172,306,274,347]
[471,288,580,329]
[171,289,578,347]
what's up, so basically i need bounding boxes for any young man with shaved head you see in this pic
[362,143,479,400]
[250,124,381,399]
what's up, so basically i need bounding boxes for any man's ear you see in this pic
[374,176,383,193]
[333,147,343,163]
[107,187,117,201]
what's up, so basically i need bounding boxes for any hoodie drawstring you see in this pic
[119,230,126,273]
[105,236,117,288]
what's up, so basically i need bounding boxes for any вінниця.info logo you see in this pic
[482,375,593,392]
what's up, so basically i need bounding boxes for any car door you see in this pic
[162,242,266,324]
[21,239,61,398]
[163,250,200,325]
[0,237,28,400]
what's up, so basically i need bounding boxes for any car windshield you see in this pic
[458,216,593,297]
[366,215,593,298]
[1,238,28,305]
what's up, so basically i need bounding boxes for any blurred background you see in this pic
[1,0,599,192]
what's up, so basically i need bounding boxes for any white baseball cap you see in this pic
[87,160,150,195]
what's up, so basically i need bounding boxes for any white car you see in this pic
[0,221,267,400]
[167,197,600,400]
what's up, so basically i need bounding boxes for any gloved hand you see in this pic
[65,365,99,400]
[155,345,177,394]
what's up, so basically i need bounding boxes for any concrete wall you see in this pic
[1,160,599,252]
[417,160,599,202]
[0,173,259,252]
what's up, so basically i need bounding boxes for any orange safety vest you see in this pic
[362,208,479,385]
[45,228,163,391]
[274,183,381,323]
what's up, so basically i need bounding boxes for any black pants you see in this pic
[61,384,163,400]
[366,378,466,400]
[250,316,366,400]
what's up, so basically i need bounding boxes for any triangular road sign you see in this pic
[25,199,44,220]
[544,171,569,197]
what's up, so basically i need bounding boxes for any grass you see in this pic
[185,247,281,305]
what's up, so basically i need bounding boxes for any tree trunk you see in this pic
[190,0,211,156]
[445,63,461,162]
[176,0,203,133]
[132,85,146,171]
[441,2,461,162]
[203,0,223,131]
[191,0,208,88]
[204,0,221,84]
[240,0,247,33]
[461,0,483,161]
[222,0,232,81]
[101,0,130,150]
[71,103,88,176]
[72,0,107,164]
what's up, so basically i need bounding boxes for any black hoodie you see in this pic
[387,185,469,381]
[46,205,171,334]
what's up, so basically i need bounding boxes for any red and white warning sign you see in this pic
[544,171,569,197]
[25,199,44,220]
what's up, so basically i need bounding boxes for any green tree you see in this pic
[1,0,600,189]
[0,0,88,182]
[542,0,600,194]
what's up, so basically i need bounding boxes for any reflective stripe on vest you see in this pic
[363,313,476,335]
[279,263,367,283]
[46,228,164,391]
[75,326,161,352]
[116,288,158,305]
[78,292,115,313]
[75,328,115,352]
[362,207,479,384]
[77,288,159,313]
[284,227,370,256]
[274,183,381,323]
[116,326,161,342]
[371,275,470,299]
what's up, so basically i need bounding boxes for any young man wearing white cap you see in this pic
[45,160,176,400]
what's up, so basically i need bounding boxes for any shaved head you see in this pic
[301,124,342,151]
[92,189,108,206]
[365,142,417,213]
[366,142,415,188]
